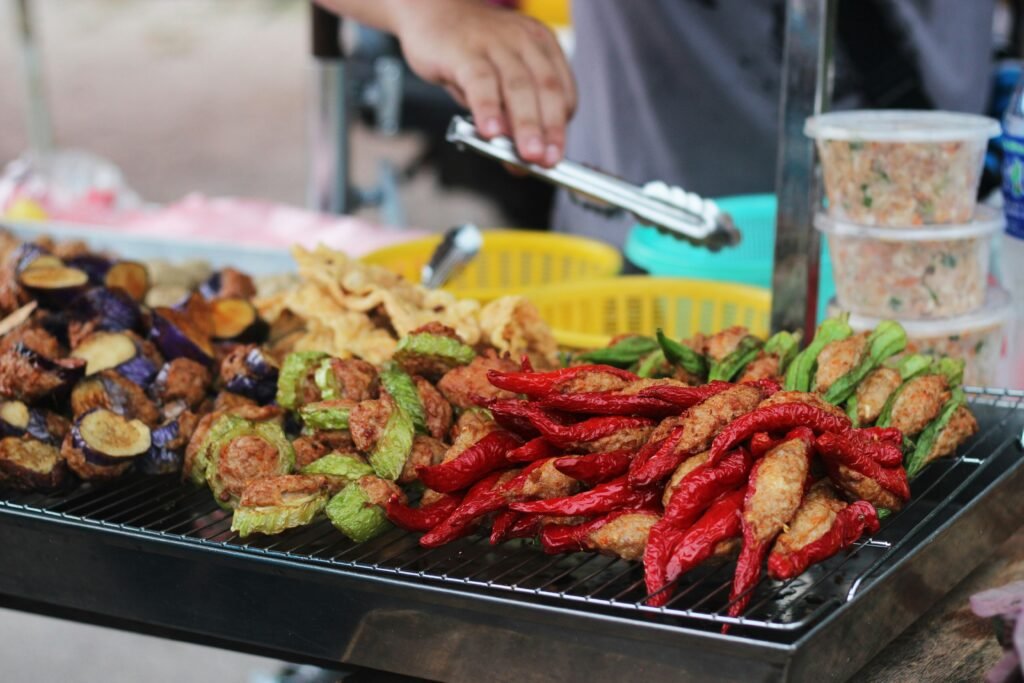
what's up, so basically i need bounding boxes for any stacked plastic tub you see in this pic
[806,110,1012,386]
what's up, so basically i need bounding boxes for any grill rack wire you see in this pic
[1,387,1022,642]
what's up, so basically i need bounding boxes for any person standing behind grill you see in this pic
[320,0,996,247]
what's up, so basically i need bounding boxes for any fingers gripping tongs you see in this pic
[445,115,741,250]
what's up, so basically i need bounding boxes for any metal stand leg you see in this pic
[771,0,837,337]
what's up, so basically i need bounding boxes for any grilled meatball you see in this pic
[588,512,660,562]
[550,369,631,395]
[744,436,812,545]
[349,397,393,453]
[889,375,950,437]
[672,384,763,456]
[828,462,904,511]
[738,352,780,383]
[444,409,498,462]
[400,435,447,485]
[757,390,848,420]
[925,405,978,465]
[0,346,82,402]
[768,481,846,566]
[649,416,682,444]
[520,458,579,500]
[813,333,868,394]
[703,326,750,362]
[215,435,282,502]
[155,357,211,409]
[414,376,452,440]
[437,350,518,409]
[293,429,357,469]
[359,474,404,507]
[323,358,379,402]
[579,424,655,454]
[663,450,710,507]
[238,474,330,507]
[855,367,901,425]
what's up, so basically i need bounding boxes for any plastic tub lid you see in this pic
[827,285,1013,336]
[804,110,1001,142]
[814,205,1005,241]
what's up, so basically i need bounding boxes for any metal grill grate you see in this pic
[3,388,1022,641]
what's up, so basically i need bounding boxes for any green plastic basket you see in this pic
[624,194,836,322]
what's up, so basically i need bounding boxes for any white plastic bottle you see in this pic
[1000,78,1024,389]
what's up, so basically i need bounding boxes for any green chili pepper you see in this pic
[823,321,907,405]
[930,357,965,388]
[876,508,892,520]
[299,400,352,431]
[906,388,966,478]
[325,478,392,542]
[764,330,800,374]
[378,361,427,433]
[708,336,763,382]
[845,395,860,427]
[276,351,330,410]
[368,403,415,480]
[656,329,708,378]
[636,349,667,379]
[578,336,659,368]
[876,355,946,428]
[784,315,853,392]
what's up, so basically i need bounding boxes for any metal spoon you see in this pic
[420,223,483,289]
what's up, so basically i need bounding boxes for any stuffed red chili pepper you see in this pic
[505,436,560,463]
[554,449,633,486]
[538,391,679,417]
[416,429,523,493]
[708,402,851,466]
[815,431,910,502]
[384,493,462,532]
[487,365,637,398]
[525,410,656,451]
[510,474,659,517]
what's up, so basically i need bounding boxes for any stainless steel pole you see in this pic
[308,3,350,214]
[12,0,53,155]
[770,0,837,337]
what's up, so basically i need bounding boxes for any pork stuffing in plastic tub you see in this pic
[815,206,1003,319]
[805,110,1000,226]
[827,286,1012,386]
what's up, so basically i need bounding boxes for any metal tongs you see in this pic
[446,115,740,249]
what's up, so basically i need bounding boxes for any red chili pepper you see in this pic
[767,501,880,580]
[519,355,534,373]
[526,410,655,449]
[626,431,675,476]
[627,426,687,488]
[506,436,561,463]
[487,365,637,398]
[487,399,544,437]
[749,432,781,458]
[636,381,734,408]
[653,489,745,607]
[539,391,679,417]
[642,522,686,606]
[419,472,510,547]
[384,494,462,532]
[489,508,521,544]
[505,512,545,540]
[554,449,633,485]
[416,430,524,493]
[861,426,902,446]
[662,448,753,529]
[845,427,904,467]
[815,431,910,501]
[744,377,782,397]
[540,508,651,555]
[510,474,660,516]
[708,403,851,466]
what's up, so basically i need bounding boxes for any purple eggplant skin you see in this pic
[72,287,142,334]
[71,408,152,467]
[150,309,214,367]
[0,401,67,445]
[137,446,183,475]
[3,343,86,402]
[137,414,189,475]
[225,347,279,404]
[198,271,222,300]
[11,243,56,275]
[64,254,112,284]
[70,371,162,427]
[115,353,159,386]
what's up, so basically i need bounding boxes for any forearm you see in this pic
[312,0,401,34]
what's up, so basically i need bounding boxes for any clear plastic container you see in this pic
[815,207,1003,319]
[805,110,1000,226]
[826,286,1013,387]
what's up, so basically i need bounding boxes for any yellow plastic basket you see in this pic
[361,230,622,302]
[523,276,772,349]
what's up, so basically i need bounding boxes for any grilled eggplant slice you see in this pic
[325,475,403,542]
[222,345,278,404]
[300,452,373,491]
[0,400,67,444]
[150,306,215,366]
[72,331,158,383]
[210,298,268,342]
[205,418,295,508]
[73,287,142,333]
[104,261,149,302]
[299,399,354,431]
[71,408,152,467]
[230,474,331,537]
[0,436,67,490]
[70,370,161,426]
[0,342,85,402]
[19,266,90,307]
[65,254,112,284]
[11,243,61,275]
[276,351,329,410]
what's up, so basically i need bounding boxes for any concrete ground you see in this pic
[0,1,498,680]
